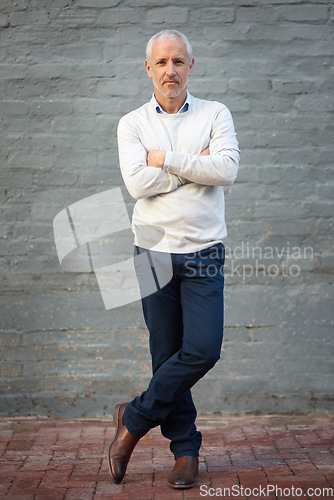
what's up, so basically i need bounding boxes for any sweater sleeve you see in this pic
[166,105,240,186]
[117,116,183,200]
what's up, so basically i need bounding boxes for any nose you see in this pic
[166,62,176,77]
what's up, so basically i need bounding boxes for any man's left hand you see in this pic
[147,150,166,169]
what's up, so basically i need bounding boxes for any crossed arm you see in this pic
[117,107,239,200]
[147,147,210,169]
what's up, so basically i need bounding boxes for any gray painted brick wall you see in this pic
[0,0,333,417]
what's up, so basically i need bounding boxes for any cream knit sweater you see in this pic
[117,95,239,253]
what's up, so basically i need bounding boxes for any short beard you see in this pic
[153,76,188,99]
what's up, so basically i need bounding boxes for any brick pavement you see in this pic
[0,414,333,499]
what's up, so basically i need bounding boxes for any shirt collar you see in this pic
[152,91,192,114]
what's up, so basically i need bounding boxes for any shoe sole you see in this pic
[167,481,196,489]
[107,403,122,483]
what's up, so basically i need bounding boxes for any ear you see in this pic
[188,58,194,76]
[145,60,152,79]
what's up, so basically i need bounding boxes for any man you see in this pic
[107,29,239,489]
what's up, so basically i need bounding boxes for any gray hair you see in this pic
[146,30,193,66]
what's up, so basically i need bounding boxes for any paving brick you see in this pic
[295,430,324,447]
[0,483,11,496]
[39,465,73,487]
[152,489,183,500]
[7,471,45,495]
[6,440,33,451]
[64,487,95,500]
[262,464,294,478]
[287,459,319,476]
[22,452,52,468]
[273,436,303,451]
[35,488,67,500]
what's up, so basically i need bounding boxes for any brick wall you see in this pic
[0,0,333,417]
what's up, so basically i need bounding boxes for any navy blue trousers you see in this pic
[123,243,225,459]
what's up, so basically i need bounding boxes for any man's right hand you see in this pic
[199,146,210,156]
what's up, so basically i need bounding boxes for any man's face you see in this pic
[145,37,194,99]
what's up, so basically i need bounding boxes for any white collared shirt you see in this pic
[152,91,192,115]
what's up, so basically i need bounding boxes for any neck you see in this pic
[154,89,187,114]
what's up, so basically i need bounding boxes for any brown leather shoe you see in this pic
[107,403,139,483]
[167,456,199,489]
